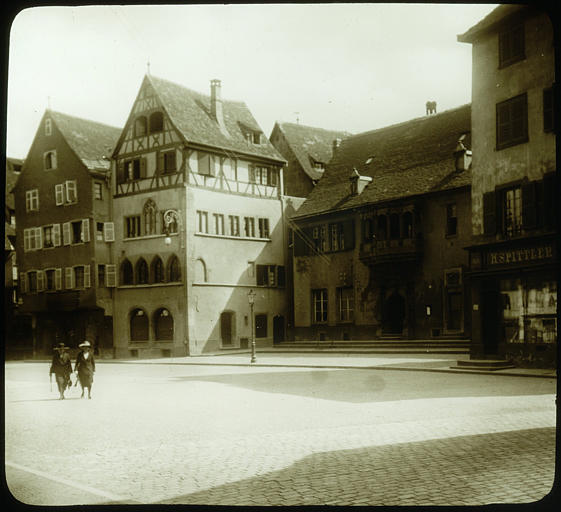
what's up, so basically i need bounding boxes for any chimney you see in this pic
[453,136,472,172]
[210,79,229,136]
[332,138,342,154]
[349,168,372,196]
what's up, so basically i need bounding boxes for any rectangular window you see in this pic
[96,222,104,241]
[244,217,255,237]
[106,264,116,287]
[213,213,225,235]
[65,180,78,204]
[196,210,208,233]
[24,228,42,251]
[446,203,458,236]
[98,264,105,287]
[267,168,278,187]
[229,215,240,236]
[255,314,268,338]
[45,118,52,136]
[312,225,327,253]
[496,93,528,150]
[312,289,328,323]
[499,23,525,68]
[163,151,176,173]
[198,153,214,176]
[43,225,54,248]
[44,150,57,170]
[125,216,141,238]
[93,182,103,200]
[338,287,354,322]
[26,189,39,212]
[544,87,554,133]
[28,271,37,293]
[256,265,286,287]
[503,186,522,237]
[74,266,84,289]
[258,218,270,238]
[45,269,56,291]
[103,222,115,242]
[55,184,64,205]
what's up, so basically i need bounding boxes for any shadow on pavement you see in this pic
[170,369,555,403]
[154,427,555,506]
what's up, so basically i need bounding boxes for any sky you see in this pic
[6,3,498,160]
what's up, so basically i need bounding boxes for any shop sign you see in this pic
[487,245,554,266]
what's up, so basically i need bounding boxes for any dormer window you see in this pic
[135,116,147,137]
[149,111,164,133]
[45,119,52,136]
[313,161,325,171]
[44,150,57,171]
[244,129,262,145]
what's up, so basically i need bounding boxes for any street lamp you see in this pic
[163,209,181,246]
[248,289,256,363]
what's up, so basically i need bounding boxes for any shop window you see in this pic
[496,93,528,150]
[130,308,148,341]
[154,308,174,340]
[312,289,328,323]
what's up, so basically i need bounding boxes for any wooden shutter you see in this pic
[55,268,62,290]
[117,162,125,184]
[35,227,43,250]
[483,191,497,235]
[522,181,537,229]
[65,267,74,289]
[140,157,147,178]
[256,265,267,285]
[84,264,91,288]
[52,224,61,246]
[543,174,556,229]
[37,271,45,292]
[23,229,30,252]
[157,151,164,174]
[103,222,115,242]
[55,184,64,205]
[81,219,90,242]
[62,222,71,245]
[20,272,27,294]
[198,153,210,175]
[106,264,116,287]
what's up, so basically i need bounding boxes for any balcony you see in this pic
[359,235,423,265]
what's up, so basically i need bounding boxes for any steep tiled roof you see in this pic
[293,104,472,219]
[147,75,285,163]
[49,110,121,171]
[273,122,351,180]
[457,5,527,43]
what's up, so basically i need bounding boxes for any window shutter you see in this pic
[256,265,267,285]
[55,184,64,205]
[117,162,125,184]
[140,157,147,178]
[52,224,61,246]
[35,227,43,250]
[81,219,90,242]
[84,264,91,288]
[65,267,74,289]
[483,191,497,235]
[103,222,115,242]
[37,271,45,292]
[62,222,71,245]
[55,268,62,290]
[106,264,116,287]
[543,173,556,229]
[522,181,537,229]
[157,151,164,173]
[20,272,27,294]
[277,265,285,287]
[24,229,30,252]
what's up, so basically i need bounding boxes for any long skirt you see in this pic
[78,371,94,388]
[55,374,71,394]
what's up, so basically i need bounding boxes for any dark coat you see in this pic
[50,352,72,378]
[75,350,96,387]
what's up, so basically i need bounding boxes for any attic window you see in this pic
[135,116,147,137]
[245,130,262,144]
[149,111,164,133]
[45,119,52,136]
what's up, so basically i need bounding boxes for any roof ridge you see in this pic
[49,109,122,131]
[279,121,351,135]
[348,103,471,141]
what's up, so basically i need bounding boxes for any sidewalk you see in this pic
[109,351,557,379]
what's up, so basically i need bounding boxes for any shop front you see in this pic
[467,235,557,367]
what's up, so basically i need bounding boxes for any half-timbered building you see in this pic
[111,74,288,357]
[13,110,121,356]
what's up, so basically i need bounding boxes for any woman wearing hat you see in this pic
[74,341,96,399]
[49,343,73,400]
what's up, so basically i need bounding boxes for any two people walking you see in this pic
[49,340,96,400]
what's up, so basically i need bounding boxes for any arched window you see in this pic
[389,213,400,239]
[149,111,164,133]
[143,199,157,235]
[402,211,413,239]
[151,256,165,283]
[195,258,207,283]
[154,308,174,340]
[167,255,181,282]
[135,116,147,137]
[121,259,133,285]
[130,308,148,341]
[136,258,148,284]
[376,215,387,240]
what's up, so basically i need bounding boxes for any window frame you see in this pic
[338,287,355,322]
[498,23,525,69]
[25,189,39,212]
[312,288,328,324]
[93,181,103,200]
[44,150,57,171]
[496,93,528,150]
[446,203,458,237]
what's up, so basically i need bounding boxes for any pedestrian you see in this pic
[49,343,73,400]
[75,340,95,399]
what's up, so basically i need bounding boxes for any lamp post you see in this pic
[163,209,181,246]
[248,289,256,363]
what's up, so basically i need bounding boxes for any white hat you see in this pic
[79,340,91,348]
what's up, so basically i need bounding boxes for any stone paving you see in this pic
[4,360,557,506]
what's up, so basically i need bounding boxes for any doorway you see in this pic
[220,311,234,346]
[273,315,285,344]
[480,279,499,355]
[383,292,406,334]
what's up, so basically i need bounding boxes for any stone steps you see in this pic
[450,359,516,371]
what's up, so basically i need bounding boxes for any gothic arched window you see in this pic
[167,255,181,282]
[136,258,148,284]
[121,259,133,285]
[151,256,165,283]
